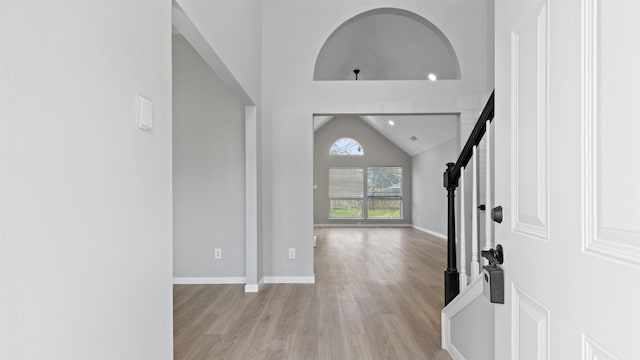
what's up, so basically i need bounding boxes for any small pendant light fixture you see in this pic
[353,69,360,80]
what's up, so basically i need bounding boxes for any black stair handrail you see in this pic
[450,90,495,184]
[443,90,494,306]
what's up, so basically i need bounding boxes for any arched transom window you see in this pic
[329,137,364,155]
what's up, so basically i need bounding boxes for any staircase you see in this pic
[441,92,496,360]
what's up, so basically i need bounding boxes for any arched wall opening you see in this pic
[313,8,461,81]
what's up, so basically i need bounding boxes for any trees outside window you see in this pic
[367,167,402,219]
[329,138,364,156]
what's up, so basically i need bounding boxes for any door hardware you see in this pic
[491,206,503,223]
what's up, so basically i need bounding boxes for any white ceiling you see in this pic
[313,115,335,131]
[314,114,458,157]
[314,8,460,81]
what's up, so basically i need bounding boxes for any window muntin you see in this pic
[367,167,403,219]
[329,138,364,156]
[329,167,364,218]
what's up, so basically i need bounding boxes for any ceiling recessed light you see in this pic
[388,120,395,126]
[428,73,437,81]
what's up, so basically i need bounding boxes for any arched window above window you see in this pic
[330,138,364,156]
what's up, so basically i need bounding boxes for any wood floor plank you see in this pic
[174,227,451,359]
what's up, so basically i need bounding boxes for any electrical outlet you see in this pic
[288,248,296,260]
[215,248,222,260]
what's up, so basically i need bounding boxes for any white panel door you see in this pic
[494,0,640,359]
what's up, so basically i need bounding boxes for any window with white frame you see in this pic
[367,167,403,219]
[328,167,364,218]
[328,166,403,219]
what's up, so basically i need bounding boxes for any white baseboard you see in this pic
[177,276,314,289]
[314,223,411,228]
[245,277,264,292]
[263,276,315,284]
[442,277,483,316]
[173,277,246,285]
[447,343,466,360]
[412,225,447,241]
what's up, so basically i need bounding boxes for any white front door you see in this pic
[494,0,640,358]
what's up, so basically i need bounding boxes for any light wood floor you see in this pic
[174,227,452,360]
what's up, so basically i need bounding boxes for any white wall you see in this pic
[175,0,262,105]
[412,137,458,236]
[0,2,173,359]
[261,0,493,278]
[173,35,246,279]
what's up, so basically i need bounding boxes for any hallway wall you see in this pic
[172,35,246,280]
[0,2,173,358]
[412,137,458,236]
[175,0,264,287]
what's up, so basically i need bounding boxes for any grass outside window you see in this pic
[329,199,363,218]
[367,198,402,218]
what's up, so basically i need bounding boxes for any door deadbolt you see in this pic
[491,206,503,223]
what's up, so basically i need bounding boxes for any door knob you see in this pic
[481,244,504,265]
[491,206,503,223]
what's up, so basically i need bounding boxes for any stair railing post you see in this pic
[444,162,460,305]
[459,166,468,291]
[471,145,480,279]
[484,120,493,259]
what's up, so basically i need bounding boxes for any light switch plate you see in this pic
[138,95,153,130]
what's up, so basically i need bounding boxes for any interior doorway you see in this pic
[312,113,458,232]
